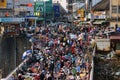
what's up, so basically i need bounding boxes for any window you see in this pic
[119,6,120,13]
[112,6,117,13]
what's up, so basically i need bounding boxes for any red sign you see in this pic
[27,3,33,7]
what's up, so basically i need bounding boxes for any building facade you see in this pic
[53,0,68,14]
[110,0,120,27]
[92,0,120,27]
[0,0,13,17]
[53,0,77,14]
[52,0,78,22]
[0,0,34,17]
[67,0,77,13]
[13,0,34,17]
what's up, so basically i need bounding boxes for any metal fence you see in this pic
[5,59,27,80]
[90,46,96,80]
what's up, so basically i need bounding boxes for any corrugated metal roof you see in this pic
[92,0,110,11]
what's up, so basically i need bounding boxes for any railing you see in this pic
[5,59,27,80]
[90,46,96,80]
[5,45,96,80]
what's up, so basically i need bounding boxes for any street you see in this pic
[0,0,120,80]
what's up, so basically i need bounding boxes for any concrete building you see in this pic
[110,0,120,27]
[0,0,34,17]
[53,0,68,13]
[92,0,120,27]
[0,0,13,17]
[67,0,77,13]
[52,0,78,22]
[12,0,34,17]
[53,0,77,14]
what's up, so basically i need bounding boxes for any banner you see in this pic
[53,5,60,17]
[0,18,25,23]
[0,0,7,8]
[96,39,110,51]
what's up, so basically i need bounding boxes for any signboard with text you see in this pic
[34,2,44,16]
[0,18,25,23]
[53,5,60,17]
[96,39,111,51]
[0,0,6,8]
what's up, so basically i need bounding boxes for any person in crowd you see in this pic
[9,23,95,80]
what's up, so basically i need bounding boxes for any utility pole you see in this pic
[85,0,88,21]
[110,0,111,19]
[89,0,92,12]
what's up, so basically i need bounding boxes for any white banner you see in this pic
[96,39,110,51]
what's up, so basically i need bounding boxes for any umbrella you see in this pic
[22,50,32,59]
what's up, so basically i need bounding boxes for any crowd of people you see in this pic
[8,23,95,80]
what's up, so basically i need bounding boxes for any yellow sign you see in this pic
[0,0,7,8]
[77,9,81,14]
[81,9,84,17]
[80,17,84,21]
[34,12,40,16]
[77,9,85,18]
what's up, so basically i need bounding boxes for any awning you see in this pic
[79,21,91,25]
[93,20,105,25]
[25,16,38,19]
[0,18,25,23]
[110,36,120,40]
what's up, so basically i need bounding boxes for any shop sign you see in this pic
[0,18,25,23]
[96,39,110,51]
[25,16,38,19]
[0,0,7,8]
[53,5,60,17]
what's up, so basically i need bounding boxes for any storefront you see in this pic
[25,16,38,27]
[92,19,109,26]
[0,18,25,36]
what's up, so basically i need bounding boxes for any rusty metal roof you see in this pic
[92,0,110,11]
